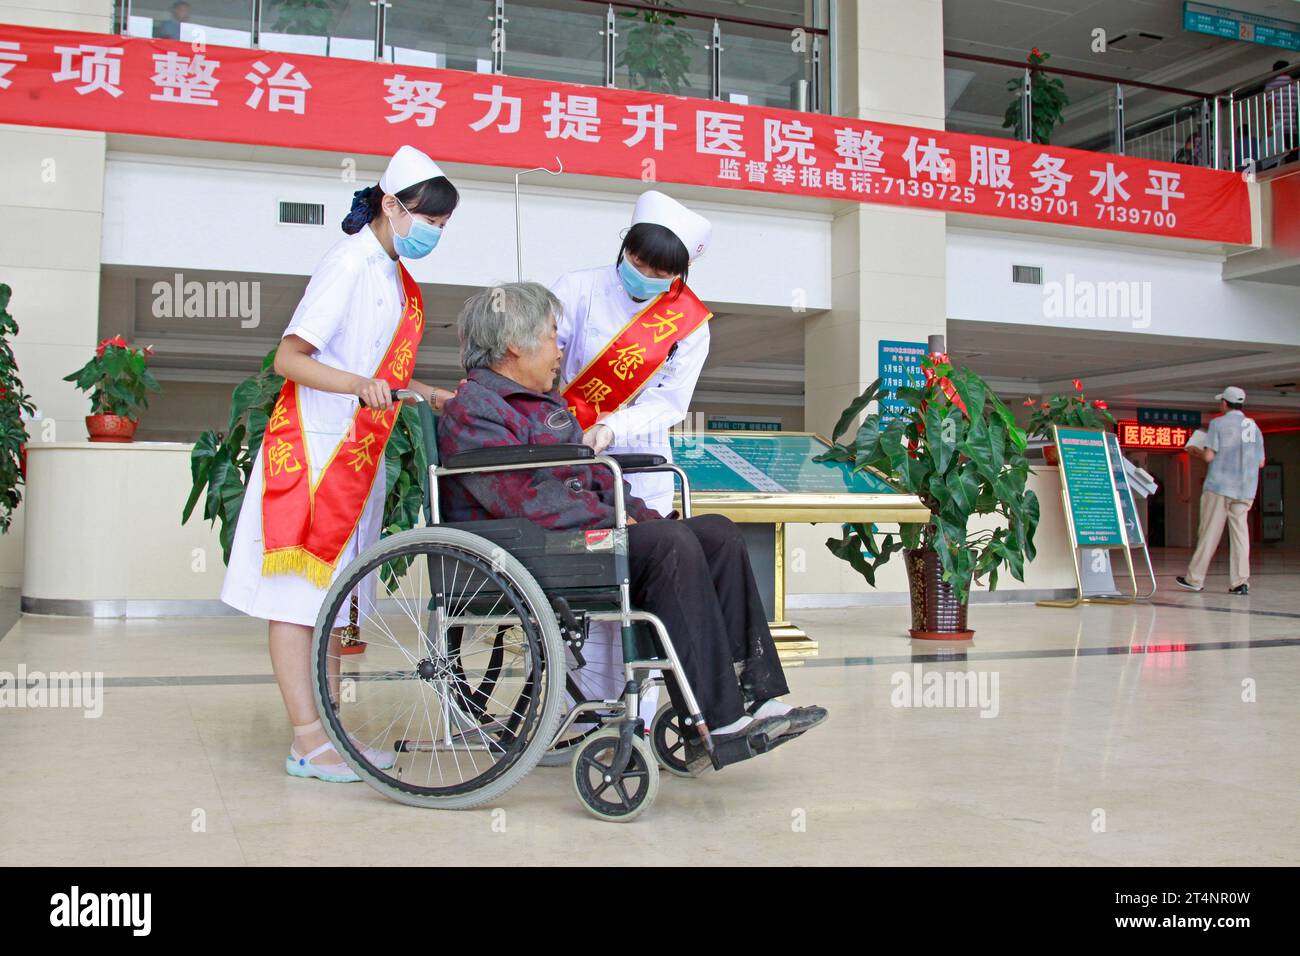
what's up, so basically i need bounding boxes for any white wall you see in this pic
[101,153,833,311]
[947,227,1300,346]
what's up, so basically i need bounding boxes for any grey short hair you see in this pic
[458,282,561,371]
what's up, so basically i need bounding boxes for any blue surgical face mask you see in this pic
[618,257,673,300]
[391,197,442,259]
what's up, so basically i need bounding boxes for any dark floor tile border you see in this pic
[803,636,1300,669]
[1148,600,1300,620]
[19,635,1293,687]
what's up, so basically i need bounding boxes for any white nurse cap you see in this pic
[631,190,712,261]
[379,145,445,195]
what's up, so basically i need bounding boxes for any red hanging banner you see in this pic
[0,23,1252,244]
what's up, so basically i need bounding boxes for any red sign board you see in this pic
[1118,420,1193,450]
[0,23,1254,244]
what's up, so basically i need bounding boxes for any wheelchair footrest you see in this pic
[699,725,788,772]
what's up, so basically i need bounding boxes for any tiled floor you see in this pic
[1,548,1297,866]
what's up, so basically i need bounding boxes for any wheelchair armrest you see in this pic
[442,443,593,470]
[608,453,667,470]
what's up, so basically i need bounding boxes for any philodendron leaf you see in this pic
[950,366,987,419]
[830,379,881,444]
[945,464,979,514]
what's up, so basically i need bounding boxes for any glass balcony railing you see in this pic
[944,51,1300,176]
[114,0,831,113]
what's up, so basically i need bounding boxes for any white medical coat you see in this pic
[550,264,709,517]
[551,264,710,721]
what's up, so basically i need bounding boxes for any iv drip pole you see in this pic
[515,156,564,281]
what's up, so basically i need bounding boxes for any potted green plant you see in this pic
[1004,48,1069,144]
[266,0,338,35]
[63,336,161,442]
[1025,378,1115,465]
[816,355,1040,639]
[183,348,430,582]
[618,0,697,95]
[0,283,35,532]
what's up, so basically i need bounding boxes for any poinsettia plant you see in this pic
[0,283,36,533]
[816,356,1040,603]
[182,347,431,577]
[1024,378,1116,438]
[63,336,161,420]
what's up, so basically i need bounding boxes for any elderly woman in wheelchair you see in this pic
[306,282,824,821]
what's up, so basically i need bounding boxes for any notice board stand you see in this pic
[1037,426,1156,608]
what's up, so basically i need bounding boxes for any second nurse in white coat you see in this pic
[550,190,712,714]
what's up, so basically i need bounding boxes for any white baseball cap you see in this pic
[379,145,444,195]
[631,190,712,261]
[1216,386,1246,404]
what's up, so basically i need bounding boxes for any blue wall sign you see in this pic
[1184,2,1300,52]
[878,340,927,422]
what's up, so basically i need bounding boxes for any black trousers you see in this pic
[626,514,789,728]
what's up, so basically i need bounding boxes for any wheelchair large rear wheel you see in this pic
[312,527,565,809]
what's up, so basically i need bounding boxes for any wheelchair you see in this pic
[309,389,779,822]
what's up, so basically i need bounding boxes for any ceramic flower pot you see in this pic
[85,414,137,443]
[904,548,974,641]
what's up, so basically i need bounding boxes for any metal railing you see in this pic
[1225,66,1300,174]
[945,50,1300,175]
[113,0,831,113]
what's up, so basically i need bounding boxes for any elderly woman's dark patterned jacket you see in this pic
[436,368,660,530]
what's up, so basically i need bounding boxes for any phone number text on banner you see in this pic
[0,23,1252,244]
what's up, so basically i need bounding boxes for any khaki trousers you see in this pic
[1186,489,1253,589]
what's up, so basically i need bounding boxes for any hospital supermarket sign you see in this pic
[0,23,1251,244]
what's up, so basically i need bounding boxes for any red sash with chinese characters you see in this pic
[260,264,424,588]
[562,280,711,429]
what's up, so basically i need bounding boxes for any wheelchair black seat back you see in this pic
[308,388,758,823]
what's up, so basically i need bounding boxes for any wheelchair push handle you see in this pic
[357,387,423,408]
[357,388,439,472]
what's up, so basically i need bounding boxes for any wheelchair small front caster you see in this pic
[571,727,659,822]
[650,703,701,778]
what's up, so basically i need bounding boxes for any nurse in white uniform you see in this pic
[550,190,713,714]
[221,145,458,782]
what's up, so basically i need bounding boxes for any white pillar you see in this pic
[805,0,947,435]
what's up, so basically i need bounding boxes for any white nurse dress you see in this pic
[221,226,406,628]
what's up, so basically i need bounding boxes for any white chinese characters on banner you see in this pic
[245,61,311,114]
[1089,162,1131,203]
[0,40,28,91]
[0,26,1217,239]
[52,44,124,98]
[1145,170,1185,210]
[469,84,521,133]
[1029,153,1073,196]
[150,52,220,107]
[696,110,745,157]
[764,117,815,165]
[384,74,446,127]
[543,92,600,141]
[623,103,676,150]
[903,136,951,181]
[833,127,884,174]
[969,145,1013,188]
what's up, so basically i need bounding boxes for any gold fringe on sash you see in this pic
[262,547,335,590]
